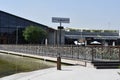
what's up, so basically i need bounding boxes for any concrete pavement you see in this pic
[1,66,120,80]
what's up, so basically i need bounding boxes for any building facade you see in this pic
[65,29,120,46]
[1,11,119,46]
[0,10,56,44]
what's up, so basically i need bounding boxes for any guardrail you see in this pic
[0,45,120,61]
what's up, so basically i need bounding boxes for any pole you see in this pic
[59,22,62,45]
[16,26,18,44]
[58,26,63,45]
[60,22,62,27]
[57,22,63,70]
[81,29,82,39]
[59,28,61,45]
[118,47,120,62]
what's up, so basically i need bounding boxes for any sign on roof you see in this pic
[52,17,70,23]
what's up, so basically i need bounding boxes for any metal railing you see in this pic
[0,45,120,61]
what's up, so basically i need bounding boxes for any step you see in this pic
[93,63,120,66]
[96,66,119,69]
[92,61,120,69]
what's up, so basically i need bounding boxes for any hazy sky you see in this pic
[0,0,120,30]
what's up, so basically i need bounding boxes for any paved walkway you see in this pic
[1,66,120,80]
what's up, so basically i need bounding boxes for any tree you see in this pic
[23,26,47,44]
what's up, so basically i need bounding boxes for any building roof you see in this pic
[65,29,120,40]
[0,10,55,31]
[65,35,119,40]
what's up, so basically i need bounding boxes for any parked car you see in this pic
[74,41,85,46]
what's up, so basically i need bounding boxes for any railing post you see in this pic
[57,53,61,70]
[101,47,103,59]
[119,47,120,61]
[71,45,73,58]
[91,47,94,62]
[109,47,112,60]
[77,46,79,59]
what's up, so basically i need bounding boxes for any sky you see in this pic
[0,0,120,30]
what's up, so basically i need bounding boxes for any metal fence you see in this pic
[0,45,120,61]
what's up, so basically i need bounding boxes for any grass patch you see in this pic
[0,60,18,77]
[0,53,55,78]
